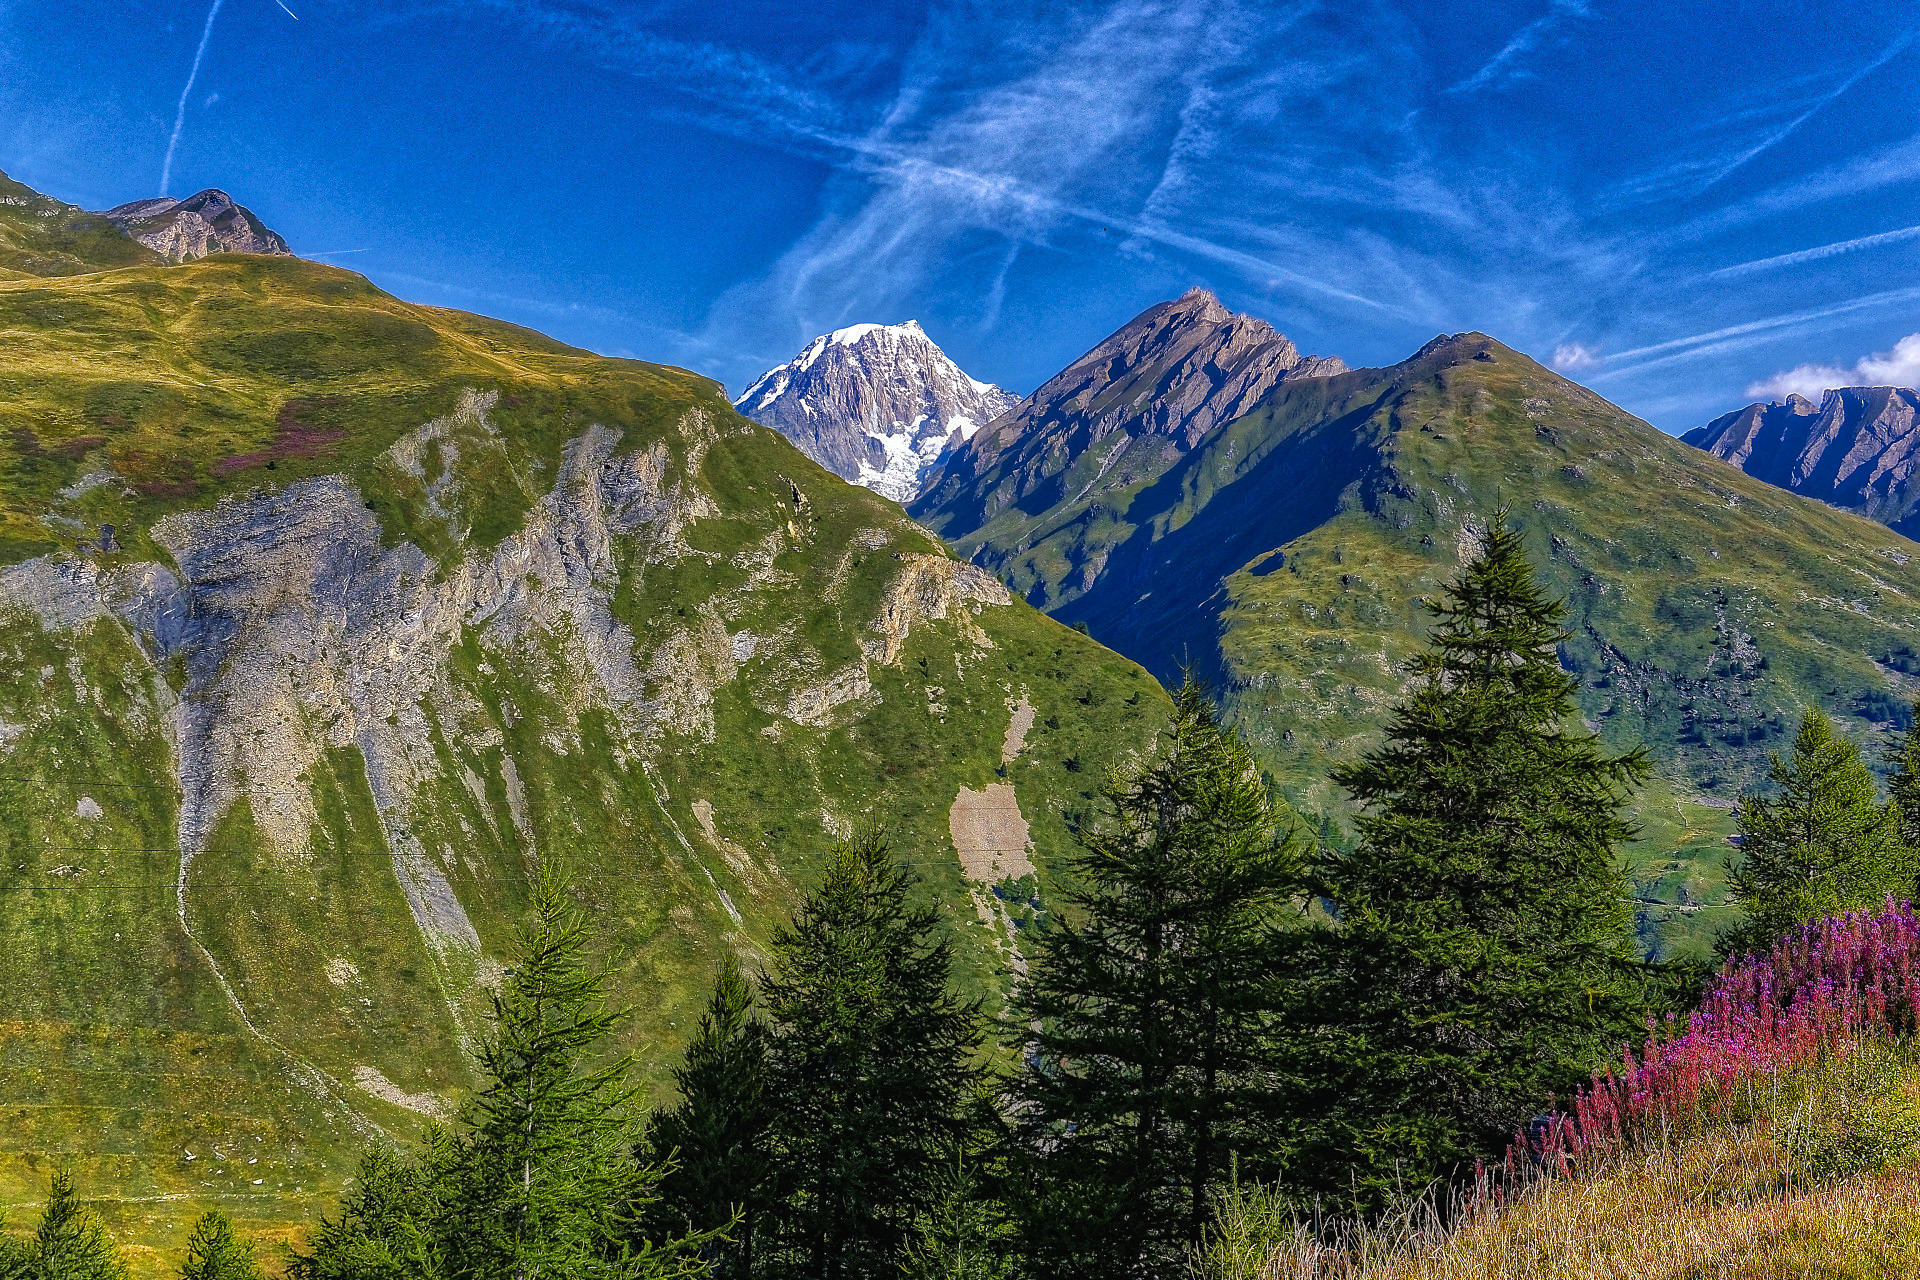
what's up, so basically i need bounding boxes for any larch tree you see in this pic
[1724,709,1913,957]
[760,836,981,1280]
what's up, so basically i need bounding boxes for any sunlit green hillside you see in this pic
[0,174,1164,1272]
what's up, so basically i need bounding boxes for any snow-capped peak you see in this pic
[734,321,1021,503]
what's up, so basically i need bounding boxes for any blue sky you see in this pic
[2,0,1917,432]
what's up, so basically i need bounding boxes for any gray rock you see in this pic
[1685,387,1920,537]
[99,189,291,262]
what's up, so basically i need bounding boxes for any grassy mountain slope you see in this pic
[919,332,1920,957]
[0,170,162,281]
[0,231,1162,1268]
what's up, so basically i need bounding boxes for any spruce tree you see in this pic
[643,955,772,1280]
[29,1170,127,1280]
[1301,514,1653,1208]
[1004,678,1304,1280]
[760,836,981,1280]
[1723,709,1913,957]
[178,1211,261,1280]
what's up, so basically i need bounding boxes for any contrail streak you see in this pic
[159,0,226,197]
[275,0,299,18]
[1707,223,1920,279]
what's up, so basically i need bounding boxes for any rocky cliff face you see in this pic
[733,321,1018,503]
[913,286,1345,589]
[0,216,1160,1257]
[1683,387,1920,537]
[100,189,291,262]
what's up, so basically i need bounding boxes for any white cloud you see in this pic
[1746,333,1920,401]
[1552,342,1600,372]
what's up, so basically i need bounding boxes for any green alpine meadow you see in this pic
[0,170,1161,1269]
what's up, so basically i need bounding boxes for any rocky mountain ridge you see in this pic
[1683,386,1920,537]
[916,310,1920,961]
[734,321,1018,503]
[914,287,1346,554]
[100,189,292,263]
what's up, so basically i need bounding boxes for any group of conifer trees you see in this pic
[22,514,1920,1279]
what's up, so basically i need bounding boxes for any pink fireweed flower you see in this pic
[1523,900,1919,1162]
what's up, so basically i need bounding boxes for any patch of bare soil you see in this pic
[948,782,1033,882]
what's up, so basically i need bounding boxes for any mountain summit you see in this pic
[1684,386,1920,537]
[914,287,1346,585]
[917,319,1920,849]
[99,189,291,262]
[734,320,1018,503]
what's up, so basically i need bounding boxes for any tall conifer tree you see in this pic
[1723,709,1913,957]
[1005,678,1304,1280]
[23,1171,127,1280]
[643,955,772,1280]
[760,836,981,1280]
[292,873,708,1280]
[1299,514,1652,1208]
[178,1211,261,1280]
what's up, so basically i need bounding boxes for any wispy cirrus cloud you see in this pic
[1591,284,1920,379]
[1706,221,1920,279]
[1448,0,1590,94]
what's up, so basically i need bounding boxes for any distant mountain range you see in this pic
[915,287,1345,586]
[913,301,1920,969]
[733,321,1018,502]
[1684,387,1920,537]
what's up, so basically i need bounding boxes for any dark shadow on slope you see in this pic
[1053,392,1384,688]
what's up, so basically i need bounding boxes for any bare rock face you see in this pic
[1685,387,1920,537]
[100,189,291,263]
[0,391,1012,1009]
[913,286,1344,533]
[734,321,1019,503]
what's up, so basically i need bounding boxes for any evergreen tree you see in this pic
[292,872,709,1280]
[1004,678,1304,1280]
[28,1170,128,1280]
[448,873,689,1280]
[899,1154,1022,1280]
[1300,514,1654,1209]
[760,836,981,1280]
[643,955,772,1280]
[290,1141,454,1280]
[178,1211,261,1280]
[1885,705,1920,854]
[1723,709,1913,957]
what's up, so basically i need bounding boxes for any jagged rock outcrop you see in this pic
[1684,387,1920,537]
[913,287,1345,533]
[101,189,291,262]
[734,321,1018,503]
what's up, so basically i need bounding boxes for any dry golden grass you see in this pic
[1208,1125,1920,1280]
